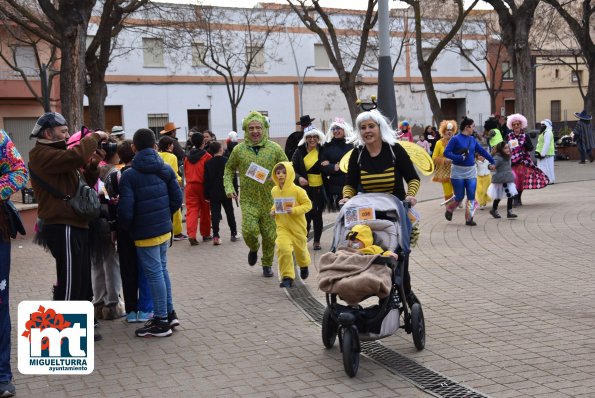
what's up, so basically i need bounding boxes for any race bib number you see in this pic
[509,139,519,149]
[344,206,376,227]
[274,198,294,214]
[245,162,269,184]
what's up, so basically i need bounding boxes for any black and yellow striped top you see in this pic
[343,142,420,200]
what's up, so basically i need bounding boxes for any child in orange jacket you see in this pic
[184,132,212,245]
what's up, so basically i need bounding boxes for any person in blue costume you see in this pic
[443,117,495,226]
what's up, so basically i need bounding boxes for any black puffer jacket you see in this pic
[321,138,352,196]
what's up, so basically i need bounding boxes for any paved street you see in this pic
[8,160,595,397]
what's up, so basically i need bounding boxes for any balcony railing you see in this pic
[0,67,40,80]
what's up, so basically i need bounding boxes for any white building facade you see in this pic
[94,3,491,142]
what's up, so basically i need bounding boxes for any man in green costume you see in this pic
[224,111,287,277]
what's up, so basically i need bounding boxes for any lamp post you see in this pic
[377,0,398,127]
[299,65,314,117]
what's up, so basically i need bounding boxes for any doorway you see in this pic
[440,98,466,122]
[505,99,515,116]
[187,109,209,138]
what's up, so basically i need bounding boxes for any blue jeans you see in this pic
[451,178,477,202]
[135,242,173,319]
[0,240,12,382]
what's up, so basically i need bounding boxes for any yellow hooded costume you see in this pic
[271,162,312,280]
[347,224,394,256]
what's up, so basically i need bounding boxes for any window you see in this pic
[460,50,473,71]
[247,45,265,72]
[143,38,164,67]
[314,44,331,69]
[554,69,559,79]
[571,70,583,83]
[191,42,205,66]
[550,100,561,122]
[14,46,36,76]
[147,113,169,137]
[502,61,513,80]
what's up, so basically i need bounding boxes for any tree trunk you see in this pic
[59,23,88,132]
[586,58,595,118]
[419,65,444,125]
[86,75,107,130]
[508,25,535,129]
[490,93,497,115]
[341,81,360,125]
[231,103,238,132]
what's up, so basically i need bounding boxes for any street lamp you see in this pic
[299,65,315,117]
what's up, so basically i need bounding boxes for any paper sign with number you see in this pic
[245,162,270,184]
[358,207,375,220]
[509,139,519,149]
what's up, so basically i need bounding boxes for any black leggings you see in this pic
[492,197,513,212]
[306,186,324,242]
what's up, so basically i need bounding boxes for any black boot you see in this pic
[507,210,518,218]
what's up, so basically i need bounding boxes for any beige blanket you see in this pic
[317,247,392,306]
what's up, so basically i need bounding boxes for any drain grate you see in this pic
[288,282,489,398]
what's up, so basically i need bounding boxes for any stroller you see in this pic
[319,193,425,377]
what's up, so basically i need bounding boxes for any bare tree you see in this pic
[483,0,541,128]
[286,0,379,122]
[449,11,510,114]
[403,0,479,125]
[0,16,60,109]
[85,0,150,129]
[136,4,283,132]
[0,0,96,131]
[541,0,594,118]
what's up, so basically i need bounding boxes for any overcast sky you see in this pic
[154,0,493,10]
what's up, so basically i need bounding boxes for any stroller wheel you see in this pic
[341,327,360,377]
[411,303,425,351]
[322,307,338,348]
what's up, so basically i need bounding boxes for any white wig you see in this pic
[298,125,326,146]
[540,119,552,130]
[325,117,354,142]
[228,131,238,142]
[506,113,528,130]
[351,109,397,146]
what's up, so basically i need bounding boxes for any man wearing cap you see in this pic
[572,110,593,164]
[110,125,126,142]
[160,121,186,165]
[28,112,109,304]
[285,115,315,159]
[224,111,287,277]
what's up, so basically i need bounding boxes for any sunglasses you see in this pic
[331,127,343,131]
[306,135,319,139]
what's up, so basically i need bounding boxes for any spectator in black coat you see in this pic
[285,115,315,159]
[321,117,353,211]
[204,141,238,245]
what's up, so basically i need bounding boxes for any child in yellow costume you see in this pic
[270,162,312,288]
[346,224,399,260]
[158,136,185,240]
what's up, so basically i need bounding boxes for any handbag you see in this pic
[29,166,101,221]
[1,200,26,238]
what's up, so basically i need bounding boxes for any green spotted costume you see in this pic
[224,111,287,267]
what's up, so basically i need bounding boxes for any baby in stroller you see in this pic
[317,192,425,377]
[346,224,399,260]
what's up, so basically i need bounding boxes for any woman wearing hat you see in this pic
[505,113,549,206]
[432,120,457,202]
[572,110,594,164]
[320,117,353,212]
[292,126,327,250]
[160,121,185,166]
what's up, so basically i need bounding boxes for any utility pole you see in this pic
[376,0,398,127]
